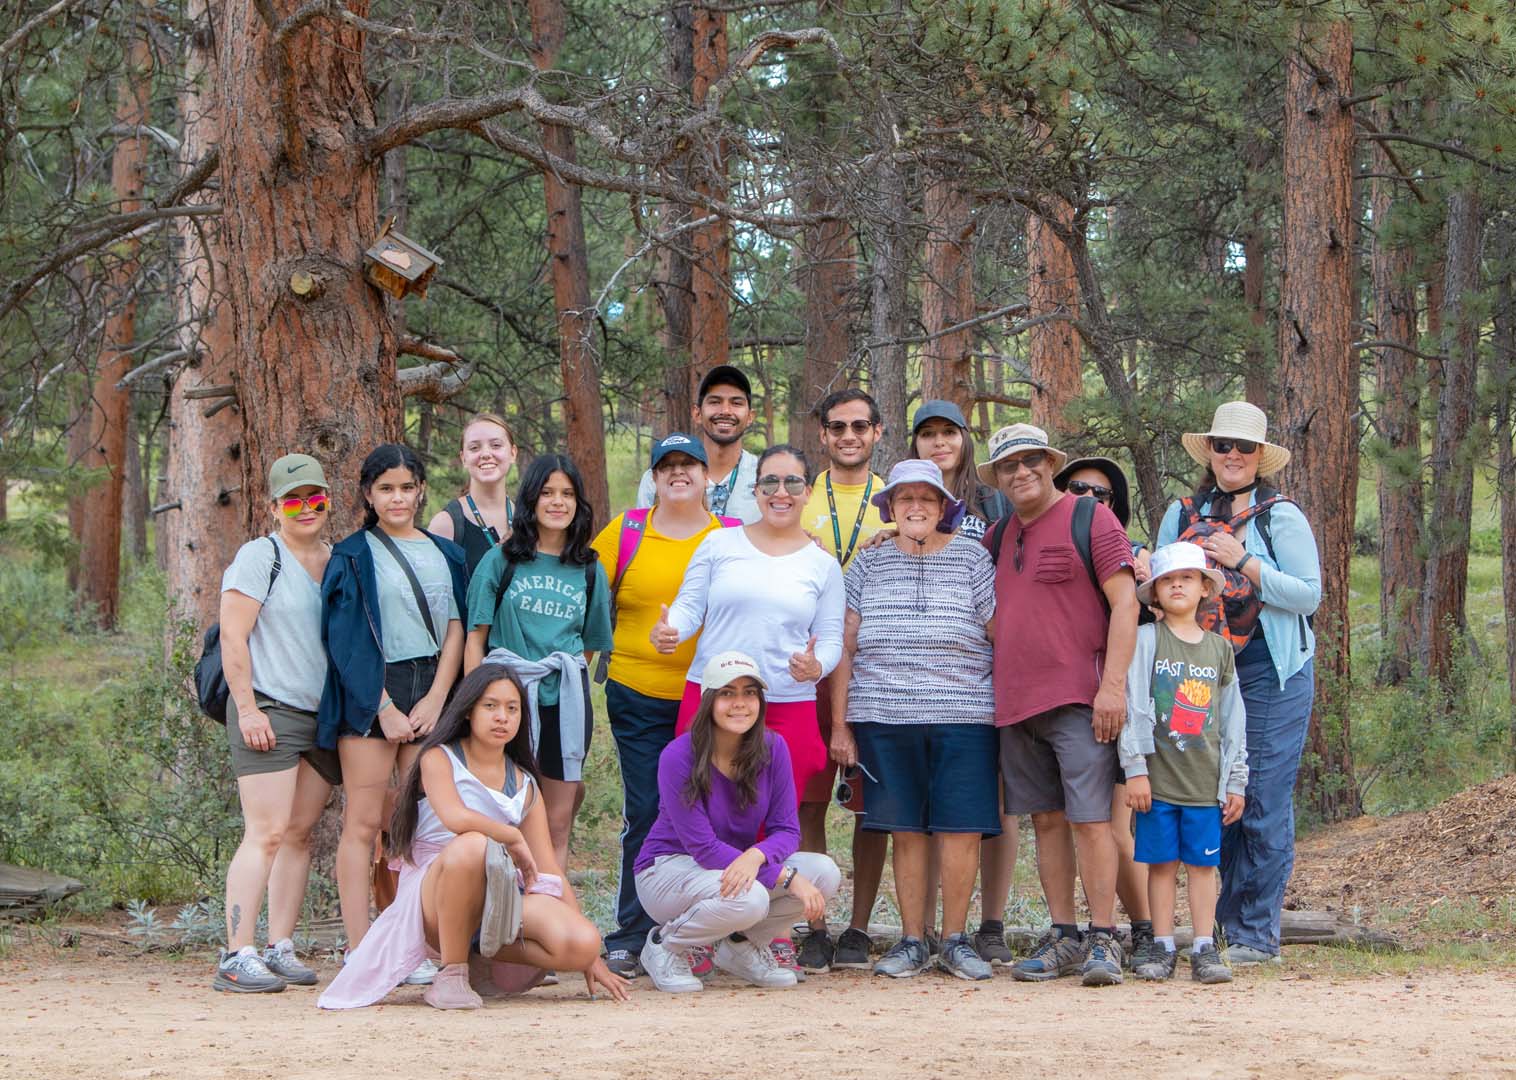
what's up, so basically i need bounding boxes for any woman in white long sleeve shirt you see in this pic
[651,444,845,805]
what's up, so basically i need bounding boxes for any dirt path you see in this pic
[5,953,1516,1079]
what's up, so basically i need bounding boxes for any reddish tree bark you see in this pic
[796,185,854,462]
[1274,19,1360,821]
[1420,186,1484,685]
[688,5,729,396]
[78,22,152,628]
[218,0,400,531]
[1025,110,1082,441]
[527,0,609,524]
[164,0,243,632]
[920,175,976,423]
[1369,146,1424,685]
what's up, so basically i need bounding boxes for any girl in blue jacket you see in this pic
[319,443,468,974]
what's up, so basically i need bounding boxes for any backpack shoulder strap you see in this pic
[716,515,742,528]
[445,499,469,542]
[1070,495,1101,597]
[266,536,283,599]
[491,557,519,622]
[611,509,651,594]
[988,512,1013,566]
[585,549,600,613]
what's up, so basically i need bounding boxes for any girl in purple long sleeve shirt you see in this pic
[634,651,841,993]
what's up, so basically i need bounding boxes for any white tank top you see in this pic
[414,743,535,848]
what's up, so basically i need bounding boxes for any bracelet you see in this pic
[378,694,392,712]
[1235,553,1253,573]
[780,865,798,891]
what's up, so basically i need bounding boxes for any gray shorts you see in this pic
[998,704,1117,824]
[226,696,343,786]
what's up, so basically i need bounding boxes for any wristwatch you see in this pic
[780,865,798,891]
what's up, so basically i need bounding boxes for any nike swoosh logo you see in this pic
[1204,847,1220,856]
[287,463,307,473]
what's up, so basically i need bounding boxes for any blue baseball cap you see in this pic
[911,399,969,434]
[650,432,708,468]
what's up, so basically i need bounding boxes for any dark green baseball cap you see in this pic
[268,453,329,499]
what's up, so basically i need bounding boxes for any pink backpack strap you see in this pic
[716,515,742,528]
[612,509,651,593]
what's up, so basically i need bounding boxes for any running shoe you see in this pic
[1011,930,1085,982]
[641,930,702,994]
[938,933,993,981]
[402,957,440,986]
[971,920,1014,966]
[1080,930,1124,987]
[873,936,931,979]
[1133,941,1176,982]
[715,935,798,988]
[1190,943,1233,984]
[770,937,805,982]
[213,945,286,993]
[687,943,715,977]
[797,928,834,974]
[262,938,317,986]
[832,927,873,969]
[604,948,644,979]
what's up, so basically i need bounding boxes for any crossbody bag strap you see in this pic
[367,526,439,652]
[266,536,283,599]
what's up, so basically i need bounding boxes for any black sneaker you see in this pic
[604,948,644,979]
[1133,941,1176,981]
[925,929,941,957]
[1126,921,1155,972]
[1079,930,1124,987]
[832,927,873,969]
[797,928,834,974]
[971,921,1014,966]
[1190,943,1233,984]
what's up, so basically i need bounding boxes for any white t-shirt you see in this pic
[219,534,325,712]
[666,527,844,702]
[635,448,761,524]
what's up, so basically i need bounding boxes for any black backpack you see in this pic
[194,537,281,723]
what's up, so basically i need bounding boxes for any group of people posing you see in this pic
[212,361,1321,1007]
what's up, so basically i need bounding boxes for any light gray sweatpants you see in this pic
[635,851,841,949]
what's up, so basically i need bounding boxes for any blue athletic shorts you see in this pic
[852,722,1001,835]
[1133,798,1222,867]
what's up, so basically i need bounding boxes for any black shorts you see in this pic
[536,669,593,782]
[341,656,440,739]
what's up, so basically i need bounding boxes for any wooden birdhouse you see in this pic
[364,219,443,300]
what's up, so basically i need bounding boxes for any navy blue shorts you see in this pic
[852,722,1001,836]
[1134,798,1222,867]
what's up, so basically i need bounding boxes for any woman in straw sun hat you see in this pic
[1156,400,1321,967]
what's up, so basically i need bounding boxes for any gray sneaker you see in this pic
[213,945,286,993]
[938,933,993,981]
[971,921,1014,966]
[1225,943,1281,966]
[1080,930,1124,986]
[604,948,644,979]
[262,939,317,986]
[1133,940,1176,981]
[1190,943,1233,984]
[873,936,931,979]
[1011,930,1085,982]
[832,927,873,969]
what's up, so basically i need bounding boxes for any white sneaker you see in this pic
[641,930,702,993]
[716,935,799,988]
[402,957,440,986]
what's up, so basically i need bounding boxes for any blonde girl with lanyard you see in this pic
[428,413,516,573]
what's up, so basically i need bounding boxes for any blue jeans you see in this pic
[1217,639,1314,955]
[602,680,679,955]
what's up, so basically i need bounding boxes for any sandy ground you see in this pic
[5,952,1516,1080]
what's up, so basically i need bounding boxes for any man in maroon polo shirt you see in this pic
[980,423,1139,987]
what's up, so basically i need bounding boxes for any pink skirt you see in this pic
[676,680,824,808]
[317,842,563,1010]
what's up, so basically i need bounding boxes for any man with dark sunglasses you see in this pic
[796,387,889,973]
[635,365,762,523]
[979,424,1141,987]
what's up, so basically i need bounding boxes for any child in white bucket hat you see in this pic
[1118,541,1248,986]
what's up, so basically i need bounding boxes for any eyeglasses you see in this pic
[756,474,807,496]
[1013,529,1026,573]
[823,419,876,436]
[1208,437,1259,456]
[1066,480,1113,502]
[995,450,1049,474]
[280,492,328,516]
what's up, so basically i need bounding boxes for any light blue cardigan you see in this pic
[1156,492,1322,688]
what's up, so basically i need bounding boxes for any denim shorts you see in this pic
[341,656,439,739]
[852,721,1001,835]
[1134,798,1223,867]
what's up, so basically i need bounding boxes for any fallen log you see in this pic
[0,863,85,918]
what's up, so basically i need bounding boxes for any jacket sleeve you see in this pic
[1217,661,1249,799]
[753,738,800,886]
[1118,624,1158,777]
[1155,500,1182,547]
[1255,501,1322,617]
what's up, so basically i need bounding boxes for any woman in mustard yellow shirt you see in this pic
[591,433,739,978]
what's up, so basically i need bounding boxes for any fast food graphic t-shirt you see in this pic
[1144,620,1236,806]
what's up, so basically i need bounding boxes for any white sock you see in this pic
[1156,935,1176,953]
[272,937,294,952]
[1193,935,1214,951]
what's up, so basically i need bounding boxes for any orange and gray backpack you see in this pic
[1173,487,1294,652]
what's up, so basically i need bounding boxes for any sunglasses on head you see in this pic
[756,474,807,496]
[1066,480,1113,502]
[996,450,1049,474]
[823,419,876,436]
[280,492,328,516]
[1208,437,1259,456]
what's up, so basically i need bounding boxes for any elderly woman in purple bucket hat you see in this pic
[827,459,1001,982]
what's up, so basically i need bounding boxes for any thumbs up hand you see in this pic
[788,633,822,683]
[650,603,680,654]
